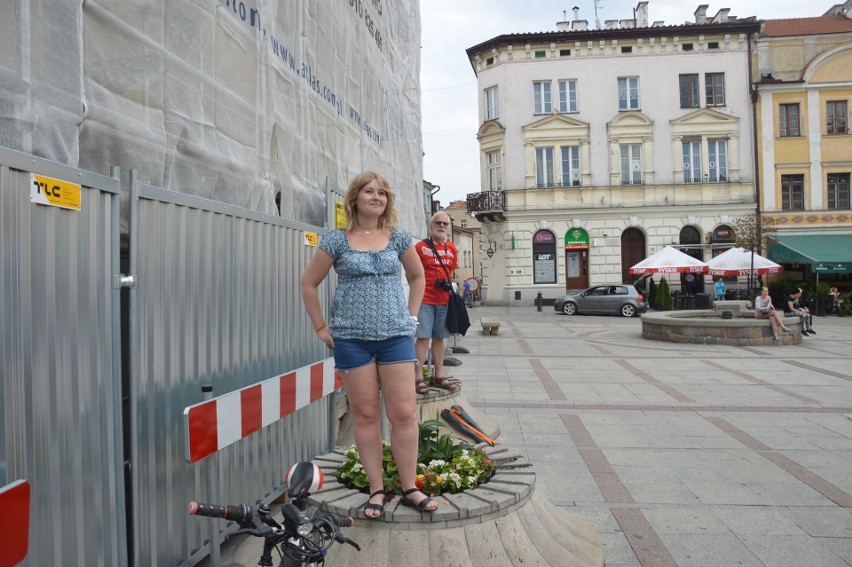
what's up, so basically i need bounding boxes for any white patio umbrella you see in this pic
[706,247,783,276]
[629,246,707,274]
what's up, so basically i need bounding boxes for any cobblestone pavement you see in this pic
[453,305,852,567]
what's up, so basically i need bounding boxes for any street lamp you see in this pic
[486,238,496,258]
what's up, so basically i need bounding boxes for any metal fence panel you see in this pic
[0,147,126,566]
[129,179,334,565]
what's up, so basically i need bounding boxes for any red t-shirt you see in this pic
[415,239,458,305]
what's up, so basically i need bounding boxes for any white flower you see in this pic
[448,472,462,488]
[351,463,363,473]
[428,459,447,469]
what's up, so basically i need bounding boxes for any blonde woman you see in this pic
[301,172,437,519]
[754,287,790,342]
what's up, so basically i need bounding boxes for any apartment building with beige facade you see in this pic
[466,2,761,304]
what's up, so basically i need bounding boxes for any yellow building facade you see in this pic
[754,10,852,287]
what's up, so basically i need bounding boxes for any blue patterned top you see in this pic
[320,228,417,340]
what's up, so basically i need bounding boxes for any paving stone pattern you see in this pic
[206,306,852,567]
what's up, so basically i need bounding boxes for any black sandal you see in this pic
[414,378,431,395]
[400,488,437,512]
[433,376,458,392]
[364,489,386,519]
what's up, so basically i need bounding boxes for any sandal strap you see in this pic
[369,489,386,499]
[401,488,419,497]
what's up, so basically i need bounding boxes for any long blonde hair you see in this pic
[343,171,399,233]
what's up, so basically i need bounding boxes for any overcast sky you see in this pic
[419,0,828,206]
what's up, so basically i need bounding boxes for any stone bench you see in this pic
[480,317,501,335]
[713,299,752,314]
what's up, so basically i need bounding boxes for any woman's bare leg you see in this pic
[378,361,437,510]
[340,363,385,516]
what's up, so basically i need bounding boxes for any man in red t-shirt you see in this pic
[413,212,459,394]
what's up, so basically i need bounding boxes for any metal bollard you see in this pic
[535,292,543,312]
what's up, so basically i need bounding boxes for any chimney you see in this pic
[619,19,636,28]
[605,19,619,29]
[712,8,731,23]
[694,4,709,24]
[634,1,649,27]
[572,19,588,31]
[557,10,570,31]
[572,6,580,20]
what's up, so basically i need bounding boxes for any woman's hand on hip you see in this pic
[316,328,334,349]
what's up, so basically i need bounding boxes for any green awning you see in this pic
[768,234,852,273]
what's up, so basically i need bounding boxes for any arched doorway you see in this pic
[620,228,645,284]
[564,228,590,290]
[679,226,704,295]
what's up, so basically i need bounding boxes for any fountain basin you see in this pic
[642,310,803,346]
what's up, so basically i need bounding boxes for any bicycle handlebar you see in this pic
[188,502,252,526]
[188,500,360,556]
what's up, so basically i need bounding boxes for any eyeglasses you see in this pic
[432,221,449,226]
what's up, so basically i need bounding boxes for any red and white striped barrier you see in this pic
[0,479,30,567]
[183,358,343,463]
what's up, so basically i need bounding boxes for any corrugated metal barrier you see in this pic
[0,146,127,566]
[130,178,335,566]
[0,147,340,565]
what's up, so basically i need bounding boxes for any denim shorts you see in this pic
[416,303,449,339]
[333,336,416,371]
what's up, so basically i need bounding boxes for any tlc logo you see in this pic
[30,173,81,210]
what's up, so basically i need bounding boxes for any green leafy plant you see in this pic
[421,364,434,386]
[656,278,673,310]
[335,419,496,497]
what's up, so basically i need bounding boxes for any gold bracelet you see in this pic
[314,321,327,332]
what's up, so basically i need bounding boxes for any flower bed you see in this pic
[335,419,496,496]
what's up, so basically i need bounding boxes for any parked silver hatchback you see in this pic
[554,283,648,317]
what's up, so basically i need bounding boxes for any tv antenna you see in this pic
[594,0,603,29]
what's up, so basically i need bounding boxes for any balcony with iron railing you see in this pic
[466,191,505,221]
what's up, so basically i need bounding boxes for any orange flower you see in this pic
[415,475,424,490]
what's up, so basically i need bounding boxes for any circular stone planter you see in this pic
[299,445,604,566]
[642,309,803,346]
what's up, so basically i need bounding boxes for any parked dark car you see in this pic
[554,283,648,317]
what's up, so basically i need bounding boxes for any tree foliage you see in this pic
[733,213,778,254]
[656,278,673,310]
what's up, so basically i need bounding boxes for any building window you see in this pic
[486,57,494,66]
[682,43,694,51]
[779,103,800,137]
[533,81,552,114]
[558,79,577,113]
[535,147,554,187]
[485,86,499,120]
[708,41,720,49]
[559,49,571,56]
[534,50,546,58]
[621,46,632,53]
[705,73,725,106]
[620,144,642,185]
[781,174,805,211]
[487,150,501,191]
[827,101,848,135]
[679,74,699,108]
[682,140,701,182]
[618,77,639,110]
[708,139,728,182]
[828,173,850,209]
[460,219,468,228]
[561,146,581,186]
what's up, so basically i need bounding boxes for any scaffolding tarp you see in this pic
[1,0,424,230]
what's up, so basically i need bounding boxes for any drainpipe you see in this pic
[748,31,761,293]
